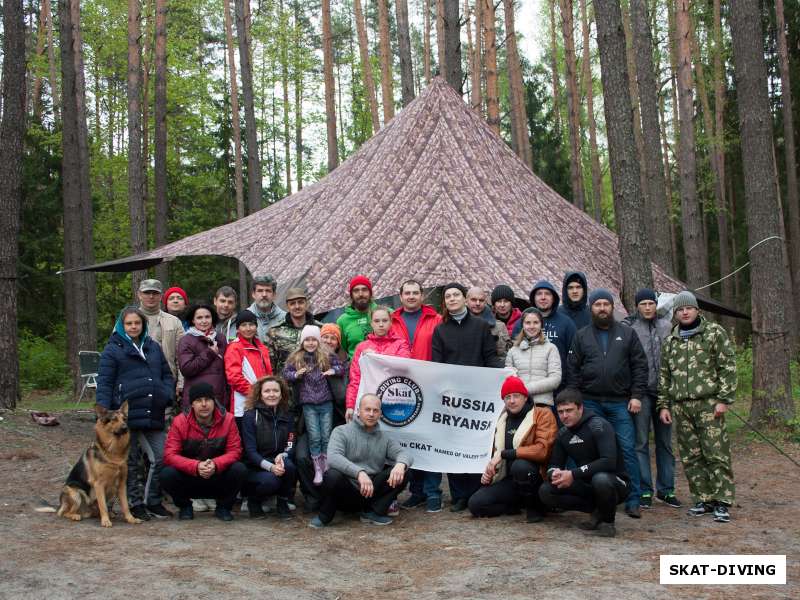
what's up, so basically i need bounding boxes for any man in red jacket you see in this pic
[389,279,445,514]
[161,382,247,521]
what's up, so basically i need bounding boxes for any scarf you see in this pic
[450,307,468,323]
[678,317,702,339]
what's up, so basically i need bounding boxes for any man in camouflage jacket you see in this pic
[657,291,737,523]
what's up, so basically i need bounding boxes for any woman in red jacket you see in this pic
[224,310,272,429]
[345,306,411,421]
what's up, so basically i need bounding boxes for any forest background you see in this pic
[0,0,798,428]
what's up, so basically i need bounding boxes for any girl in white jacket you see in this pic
[505,308,562,406]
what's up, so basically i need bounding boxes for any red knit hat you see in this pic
[348,275,372,294]
[163,286,188,307]
[501,376,528,399]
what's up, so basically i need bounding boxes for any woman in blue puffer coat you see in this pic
[96,306,175,521]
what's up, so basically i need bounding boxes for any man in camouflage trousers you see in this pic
[657,291,737,523]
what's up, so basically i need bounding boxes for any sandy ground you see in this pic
[0,410,797,600]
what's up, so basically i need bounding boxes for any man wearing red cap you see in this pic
[336,275,381,358]
[469,376,557,523]
[163,286,189,328]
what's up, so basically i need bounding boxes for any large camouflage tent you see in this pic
[73,77,681,312]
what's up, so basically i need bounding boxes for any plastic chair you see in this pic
[76,351,101,406]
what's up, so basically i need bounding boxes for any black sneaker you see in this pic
[131,505,151,521]
[656,492,682,508]
[450,498,468,513]
[275,497,293,520]
[178,505,194,520]
[713,503,731,523]
[401,494,427,509]
[592,522,616,537]
[146,503,173,519]
[687,501,713,517]
[248,499,266,519]
[526,508,544,523]
[578,510,601,531]
[625,504,641,519]
[640,494,653,509]
[214,507,234,522]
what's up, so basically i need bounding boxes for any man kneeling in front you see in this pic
[309,394,412,527]
[538,389,630,537]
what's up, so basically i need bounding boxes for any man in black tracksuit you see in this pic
[539,389,630,537]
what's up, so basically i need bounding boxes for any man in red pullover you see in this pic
[161,382,247,521]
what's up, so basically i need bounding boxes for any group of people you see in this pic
[94,271,737,536]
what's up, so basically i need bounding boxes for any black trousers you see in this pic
[161,462,247,510]
[318,467,407,524]
[539,472,629,523]
[468,459,546,517]
[295,433,320,503]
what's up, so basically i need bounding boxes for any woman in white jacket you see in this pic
[505,308,562,407]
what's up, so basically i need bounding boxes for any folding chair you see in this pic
[76,351,102,406]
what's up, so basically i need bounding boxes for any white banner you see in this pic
[355,353,514,473]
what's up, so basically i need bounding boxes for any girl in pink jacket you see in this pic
[345,306,411,420]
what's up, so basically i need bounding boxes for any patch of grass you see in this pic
[19,389,89,413]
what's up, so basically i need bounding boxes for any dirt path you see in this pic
[0,411,797,599]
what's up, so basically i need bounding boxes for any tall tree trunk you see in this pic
[504,0,531,169]
[594,0,653,310]
[321,0,339,170]
[729,0,794,424]
[482,0,499,134]
[0,0,25,408]
[354,0,380,132]
[61,0,97,383]
[279,0,292,193]
[141,1,151,245]
[675,0,707,288]
[436,0,446,76]
[580,0,603,222]
[469,0,482,112]
[45,0,59,121]
[154,0,168,284]
[424,0,432,83]
[630,0,673,274]
[127,0,147,295]
[659,89,680,271]
[396,0,415,107]
[548,0,562,134]
[621,3,647,203]
[293,0,303,190]
[775,0,800,349]
[224,0,247,302]
[377,0,395,121]
[32,2,47,120]
[234,0,263,213]
[443,0,462,94]
[559,0,585,208]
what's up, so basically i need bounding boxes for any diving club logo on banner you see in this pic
[377,376,423,427]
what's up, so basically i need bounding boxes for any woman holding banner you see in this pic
[469,376,557,522]
[431,282,504,512]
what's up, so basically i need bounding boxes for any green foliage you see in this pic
[19,328,70,391]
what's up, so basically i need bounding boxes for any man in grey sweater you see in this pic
[309,394,412,527]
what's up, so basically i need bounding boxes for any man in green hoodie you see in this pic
[336,275,380,358]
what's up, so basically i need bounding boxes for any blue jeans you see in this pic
[409,469,443,499]
[303,402,333,456]
[634,394,676,496]
[582,399,641,508]
[127,428,166,507]
[244,458,297,501]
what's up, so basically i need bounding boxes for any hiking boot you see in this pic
[640,494,653,509]
[450,498,468,513]
[656,492,682,508]
[131,505,151,522]
[359,511,393,526]
[526,508,544,523]
[312,455,324,486]
[592,522,616,537]
[178,505,194,520]
[387,500,400,517]
[687,501,713,517]
[308,516,326,529]
[426,496,442,513]
[248,498,266,519]
[625,504,641,519]
[713,503,731,523]
[214,507,234,522]
[401,494,427,509]
[146,503,173,519]
[275,497,293,520]
[578,511,601,531]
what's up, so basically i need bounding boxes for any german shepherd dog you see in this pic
[55,402,142,527]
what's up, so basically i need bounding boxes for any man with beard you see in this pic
[247,275,287,343]
[337,275,380,358]
[565,289,648,519]
[214,286,239,342]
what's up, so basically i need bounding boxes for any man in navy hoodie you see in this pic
[558,271,591,330]
[512,280,576,386]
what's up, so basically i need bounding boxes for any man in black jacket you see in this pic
[565,288,647,518]
[539,389,630,537]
